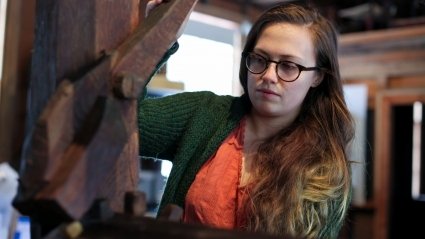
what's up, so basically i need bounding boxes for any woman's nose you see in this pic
[260,62,279,83]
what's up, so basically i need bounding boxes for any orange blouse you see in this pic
[183,118,249,230]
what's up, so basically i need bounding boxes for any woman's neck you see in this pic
[245,111,293,147]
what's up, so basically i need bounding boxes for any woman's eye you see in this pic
[251,56,266,66]
[279,62,298,71]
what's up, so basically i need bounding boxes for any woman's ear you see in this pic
[311,72,324,88]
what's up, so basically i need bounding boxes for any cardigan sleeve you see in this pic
[140,42,179,99]
[138,91,217,162]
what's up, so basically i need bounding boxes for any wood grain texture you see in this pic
[14,1,199,235]
[339,25,425,79]
[111,0,198,82]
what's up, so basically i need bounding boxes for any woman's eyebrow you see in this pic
[253,48,303,62]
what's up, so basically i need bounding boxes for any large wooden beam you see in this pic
[13,0,198,237]
[24,0,140,137]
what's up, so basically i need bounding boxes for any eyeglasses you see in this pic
[243,52,321,82]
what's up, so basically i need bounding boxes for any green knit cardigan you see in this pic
[138,42,252,214]
[138,91,251,214]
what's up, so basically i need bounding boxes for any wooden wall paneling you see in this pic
[339,25,425,50]
[374,89,425,239]
[193,2,245,24]
[389,75,425,89]
[196,0,262,22]
[339,25,425,80]
[0,0,35,167]
[339,49,425,79]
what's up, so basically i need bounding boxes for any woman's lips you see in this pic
[257,88,280,97]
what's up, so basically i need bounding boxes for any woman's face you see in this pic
[247,23,321,123]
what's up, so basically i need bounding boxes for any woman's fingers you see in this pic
[145,0,170,17]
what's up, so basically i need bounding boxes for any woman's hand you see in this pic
[145,0,170,17]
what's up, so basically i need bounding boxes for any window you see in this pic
[344,84,368,205]
[0,0,8,83]
[412,101,424,200]
[166,34,234,95]
[166,11,243,96]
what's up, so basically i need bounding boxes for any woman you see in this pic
[139,2,354,238]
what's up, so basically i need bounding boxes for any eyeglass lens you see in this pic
[246,53,300,82]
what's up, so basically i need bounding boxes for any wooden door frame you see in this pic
[374,88,425,239]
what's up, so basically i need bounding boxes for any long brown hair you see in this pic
[239,3,355,238]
